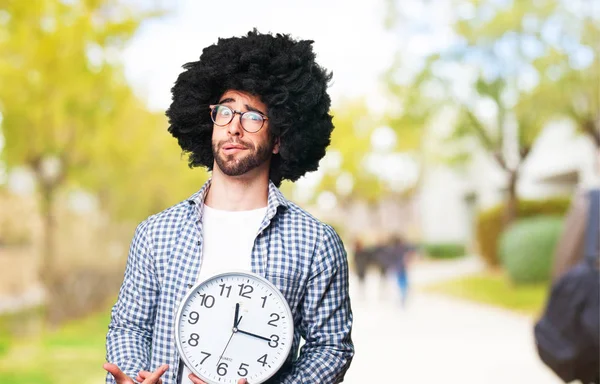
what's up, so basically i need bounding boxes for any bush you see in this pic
[475,197,571,266]
[422,243,466,259]
[499,216,563,285]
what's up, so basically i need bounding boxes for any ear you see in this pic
[272,136,280,155]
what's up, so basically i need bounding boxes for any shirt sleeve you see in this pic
[277,224,355,383]
[105,220,159,383]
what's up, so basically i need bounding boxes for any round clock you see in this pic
[175,271,294,384]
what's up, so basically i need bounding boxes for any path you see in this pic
[343,256,562,384]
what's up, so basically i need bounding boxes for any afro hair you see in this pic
[166,30,334,187]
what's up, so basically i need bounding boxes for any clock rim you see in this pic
[174,270,295,384]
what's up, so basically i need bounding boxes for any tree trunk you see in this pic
[583,118,600,149]
[39,181,56,284]
[503,169,519,227]
[31,161,63,327]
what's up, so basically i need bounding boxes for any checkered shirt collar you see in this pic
[187,178,289,220]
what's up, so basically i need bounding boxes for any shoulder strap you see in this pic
[583,188,600,265]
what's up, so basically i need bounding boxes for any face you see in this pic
[211,90,279,178]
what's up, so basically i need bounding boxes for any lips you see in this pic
[223,144,247,150]
[221,141,249,151]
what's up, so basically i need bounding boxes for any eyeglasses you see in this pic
[209,104,268,133]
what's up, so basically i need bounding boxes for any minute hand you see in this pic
[237,329,271,342]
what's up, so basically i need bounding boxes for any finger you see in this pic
[103,363,133,384]
[238,379,248,384]
[188,373,208,384]
[137,370,152,382]
[142,364,169,384]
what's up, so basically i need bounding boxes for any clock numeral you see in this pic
[217,362,228,376]
[237,363,249,376]
[219,284,232,297]
[198,293,215,308]
[238,284,254,299]
[200,351,211,364]
[267,313,279,327]
[261,295,267,308]
[188,333,199,347]
[268,334,279,348]
[188,311,199,324]
[257,354,268,367]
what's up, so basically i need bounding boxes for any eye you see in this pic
[243,112,263,122]
[217,106,232,117]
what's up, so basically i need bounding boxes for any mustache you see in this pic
[218,139,253,149]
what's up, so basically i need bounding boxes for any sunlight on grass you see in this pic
[421,270,551,317]
[0,308,111,384]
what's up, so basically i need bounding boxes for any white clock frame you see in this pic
[175,271,294,384]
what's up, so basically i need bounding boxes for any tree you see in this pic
[0,0,163,314]
[383,0,599,224]
[451,0,599,149]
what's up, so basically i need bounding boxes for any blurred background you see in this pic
[0,0,598,383]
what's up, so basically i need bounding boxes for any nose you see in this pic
[227,113,244,137]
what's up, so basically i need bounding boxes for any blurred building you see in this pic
[415,122,598,252]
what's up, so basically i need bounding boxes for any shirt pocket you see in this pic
[265,273,304,315]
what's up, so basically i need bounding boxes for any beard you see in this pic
[213,137,274,177]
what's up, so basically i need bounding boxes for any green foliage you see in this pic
[422,271,550,316]
[499,216,564,284]
[313,99,392,204]
[421,242,466,259]
[476,197,570,266]
[0,1,205,223]
[0,0,153,169]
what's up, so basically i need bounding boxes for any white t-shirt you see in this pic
[179,204,267,384]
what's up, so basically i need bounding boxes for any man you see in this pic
[103,30,354,384]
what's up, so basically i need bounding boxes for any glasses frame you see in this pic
[209,104,268,133]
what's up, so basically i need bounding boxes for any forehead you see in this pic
[219,90,267,110]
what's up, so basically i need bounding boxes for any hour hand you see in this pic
[237,329,271,342]
[234,303,240,328]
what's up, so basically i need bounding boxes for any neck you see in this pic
[204,165,270,211]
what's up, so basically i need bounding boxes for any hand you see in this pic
[188,373,247,384]
[103,363,169,384]
[237,329,271,342]
[135,367,172,384]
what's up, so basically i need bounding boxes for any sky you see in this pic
[118,0,426,205]
[5,0,589,203]
[122,0,399,113]
[2,0,452,200]
[117,0,462,204]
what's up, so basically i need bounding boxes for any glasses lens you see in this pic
[241,111,264,132]
[211,105,233,126]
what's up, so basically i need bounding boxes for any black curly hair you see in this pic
[166,30,334,187]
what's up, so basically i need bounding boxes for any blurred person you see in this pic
[104,30,354,384]
[380,235,418,308]
[352,238,387,291]
[535,188,599,384]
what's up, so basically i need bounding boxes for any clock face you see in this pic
[175,271,294,384]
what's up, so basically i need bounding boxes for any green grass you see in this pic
[0,308,111,384]
[421,270,551,317]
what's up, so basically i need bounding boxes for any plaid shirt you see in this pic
[105,180,354,383]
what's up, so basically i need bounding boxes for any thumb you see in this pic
[103,363,133,383]
[237,379,248,384]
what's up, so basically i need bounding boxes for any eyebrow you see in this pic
[218,97,267,116]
